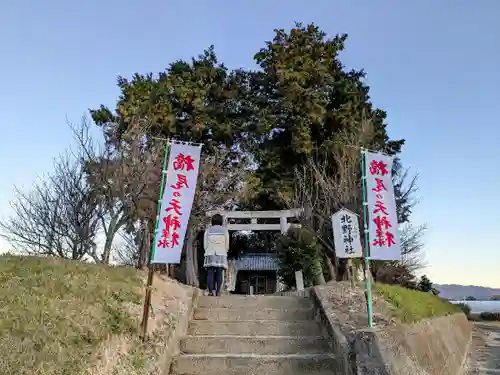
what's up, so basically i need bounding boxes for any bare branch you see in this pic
[282,117,425,281]
[0,150,100,260]
[399,223,427,271]
[392,158,420,224]
[71,117,163,264]
[285,120,374,257]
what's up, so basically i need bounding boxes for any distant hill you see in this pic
[435,284,500,300]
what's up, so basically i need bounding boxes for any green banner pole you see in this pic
[149,142,170,263]
[141,141,170,340]
[360,149,374,328]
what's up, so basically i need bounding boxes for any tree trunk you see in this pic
[101,216,121,264]
[185,227,199,287]
[137,221,150,270]
[352,262,361,282]
[193,235,199,274]
[313,258,326,285]
[47,199,60,256]
[324,252,336,281]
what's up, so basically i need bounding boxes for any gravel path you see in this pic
[467,322,500,374]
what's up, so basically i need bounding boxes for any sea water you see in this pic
[450,300,500,314]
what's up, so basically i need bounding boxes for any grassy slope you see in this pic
[374,283,462,324]
[0,255,143,375]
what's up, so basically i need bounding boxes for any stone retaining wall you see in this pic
[352,313,472,375]
[310,286,356,374]
[139,275,201,375]
[311,284,472,375]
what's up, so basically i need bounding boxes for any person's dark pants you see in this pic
[206,267,224,296]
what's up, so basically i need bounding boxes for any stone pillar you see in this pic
[295,270,304,291]
[280,216,288,234]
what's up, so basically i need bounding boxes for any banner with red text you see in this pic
[151,143,202,264]
[364,151,401,260]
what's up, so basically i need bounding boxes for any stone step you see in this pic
[188,320,324,336]
[181,335,330,355]
[171,353,340,375]
[193,307,314,321]
[197,295,312,309]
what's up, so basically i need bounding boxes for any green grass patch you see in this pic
[0,255,143,375]
[374,282,462,324]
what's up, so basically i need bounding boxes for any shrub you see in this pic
[455,303,471,318]
[417,275,433,292]
[479,312,500,321]
[276,227,323,288]
[373,262,417,289]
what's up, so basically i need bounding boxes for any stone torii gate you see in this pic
[206,208,302,234]
[205,209,303,294]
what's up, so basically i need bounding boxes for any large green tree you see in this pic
[91,47,253,153]
[89,48,253,285]
[246,23,404,209]
[243,24,423,285]
[88,23,416,287]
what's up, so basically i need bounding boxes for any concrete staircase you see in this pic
[171,295,340,375]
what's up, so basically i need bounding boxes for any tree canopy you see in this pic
[1,22,423,288]
[86,22,414,284]
[90,47,254,157]
[247,23,404,209]
[90,23,405,212]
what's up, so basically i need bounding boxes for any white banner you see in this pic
[364,151,401,260]
[332,209,363,258]
[151,143,202,264]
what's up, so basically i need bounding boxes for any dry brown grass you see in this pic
[85,274,194,375]
[0,255,192,375]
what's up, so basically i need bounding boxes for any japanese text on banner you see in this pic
[151,143,202,264]
[332,209,362,258]
[364,151,400,260]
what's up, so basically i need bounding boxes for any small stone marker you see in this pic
[295,270,304,291]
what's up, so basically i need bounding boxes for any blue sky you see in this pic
[1,1,498,287]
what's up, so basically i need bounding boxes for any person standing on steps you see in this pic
[203,214,229,296]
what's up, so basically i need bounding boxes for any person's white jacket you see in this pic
[203,225,229,257]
